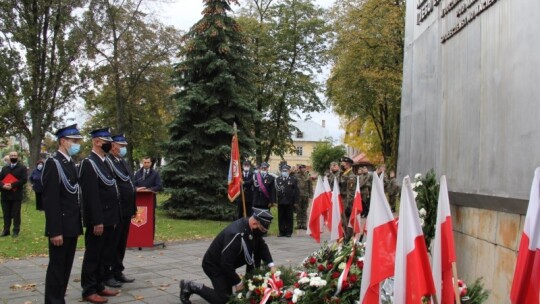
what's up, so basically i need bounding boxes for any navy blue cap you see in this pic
[260,162,269,168]
[55,124,83,139]
[90,127,113,141]
[281,165,291,171]
[111,134,128,145]
[252,208,273,229]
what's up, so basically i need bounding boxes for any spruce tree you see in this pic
[162,0,258,220]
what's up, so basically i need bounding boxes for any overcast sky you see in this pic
[155,0,345,142]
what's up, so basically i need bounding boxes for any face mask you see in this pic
[10,158,17,164]
[68,143,81,156]
[340,165,346,171]
[37,164,43,170]
[253,229,265,238]
[261,171,267,176]
[281,172,289,178]
[101,142,112,153]
[243,167,250,171]
[119,147,127,157]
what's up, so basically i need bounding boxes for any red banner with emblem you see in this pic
[227,133,242,202]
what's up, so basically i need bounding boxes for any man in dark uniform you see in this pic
[339,157,357,240]
[0,151,28,237]
[252,162,276,209]
[180,208,276,304]
[42,124,84,304]
[236,160,254,218]
[79,128,121,303]
[275,165,299,237]
[103,134,137,287]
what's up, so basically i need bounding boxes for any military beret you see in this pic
[340,157,353,164]
[252,208,273,229]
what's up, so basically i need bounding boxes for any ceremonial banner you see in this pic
[227,133,242,202]
[433,175,458,304]
[510,167,540,304]
[394,176,435,304]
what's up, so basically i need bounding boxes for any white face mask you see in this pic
[37,164,43,170]
[243,167,250,171]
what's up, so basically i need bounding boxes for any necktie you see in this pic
[143,170,148,180]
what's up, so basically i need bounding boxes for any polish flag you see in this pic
[359,173,397,303]
[432,175,457,304]
[323,176,333,230]
[329,179,344,242]
[510,167,540,304]
[348,176,363,234]
[394,176,436,303]
[307,176,331,243]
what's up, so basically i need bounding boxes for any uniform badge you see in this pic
[249,234,253,240]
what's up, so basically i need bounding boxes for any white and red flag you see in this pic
[432,175,457,304]
[307,176,331,243]
[348,176,363,234]
[329,179,344,242]
[510,167,540,304]
[394,176,436,303]
[227,131,242,202]
[359,173,397,303]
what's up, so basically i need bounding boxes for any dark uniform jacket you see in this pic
[252,173,276,208]
[202,218,273,286]
[106,155,136,219]
[41,153,83,237]
[0,162,28,201]
[134,168,163,192]
[275,176,299,205]
[79,152,120,227]
[240,170,254,202]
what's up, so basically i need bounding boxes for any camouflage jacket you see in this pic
[339,168,357,206]
[296,171,313,198]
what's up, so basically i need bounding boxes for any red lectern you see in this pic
[127,190,156,248]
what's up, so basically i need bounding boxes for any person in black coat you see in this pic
[236,160,254,218]
[42,124,84,304]
[275,165,299,237]
[133,156,163,192]
[252,162,276,209]
[103,134,137,287]
[180,208,276,304]
[29,160,45,211]
[79,127,121,303]
[0,151,28,237]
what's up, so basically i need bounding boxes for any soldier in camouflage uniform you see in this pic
[358,166,372,217]
[327,161,340,188]
[339,157,357,240]
[385,170,400,213]
[295,164,313,230]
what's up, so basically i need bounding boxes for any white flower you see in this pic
[309,277,327,287]
[338,262,346,270]
[415,173,422,179]
[419,218,425,227]
[419,208,427,217]
[237,292,243,299]
[308,272,318,277]
[413,190,418,199]
[275,270,282,277]
[298,277,310,284]
[415,181,423,188]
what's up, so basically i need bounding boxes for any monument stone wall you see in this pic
[399,0,540,301]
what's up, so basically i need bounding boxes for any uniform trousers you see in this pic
[45,236,78,304]
[296,196,309,228]
[1,199,22,234]
[196,264,233,304]
[105,217,131,279]
[81,225,115,297]
[277,204,294,236]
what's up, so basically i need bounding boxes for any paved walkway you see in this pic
[0,230,323,304]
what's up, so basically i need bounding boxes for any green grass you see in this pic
[0,193,280,260]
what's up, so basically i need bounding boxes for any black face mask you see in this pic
[252,229,265,238]
[101,142,112,153]
[340,165,346,171]
[10,158,17,164]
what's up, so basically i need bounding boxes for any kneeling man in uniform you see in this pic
[180,208,276,304]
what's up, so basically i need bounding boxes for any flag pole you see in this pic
[452,262,461,304]
[431,294,439,304]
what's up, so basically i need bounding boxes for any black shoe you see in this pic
[104,278,122,288]
[0,231,9,237]
[286,234,291,237]
[115,274,134,283]
[12,232,18,238]
[180,280,192,304]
